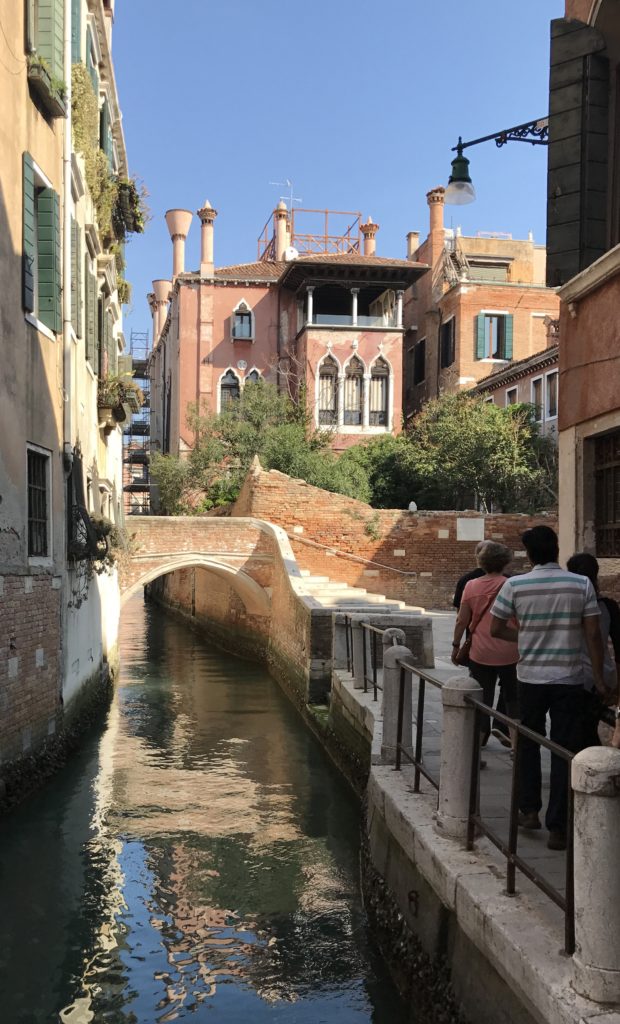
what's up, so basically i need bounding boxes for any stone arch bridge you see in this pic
[119,516,297,616]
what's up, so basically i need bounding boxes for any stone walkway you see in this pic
[415,611,568,913]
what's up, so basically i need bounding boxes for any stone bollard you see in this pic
[571,746,620,1004]
[435,676,483,841]
[381,631,412,763]
[351,619,366,690]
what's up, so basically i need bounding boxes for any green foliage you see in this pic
[405,394,557,512]
[364,511,382,540]
[339,435,416,509]
[149,453,192,515]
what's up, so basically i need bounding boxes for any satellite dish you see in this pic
[283,246,299,262]
[237,360,247,370]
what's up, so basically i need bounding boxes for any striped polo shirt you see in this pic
[491,563,599,684]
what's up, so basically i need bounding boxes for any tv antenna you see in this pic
[269,178,303,209]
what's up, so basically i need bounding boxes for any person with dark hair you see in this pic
[567,552,620,746]
[451,542,519,748]
[490,525,609,851]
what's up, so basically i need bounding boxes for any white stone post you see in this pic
[381,630,411,763]
[362,373,370,428]
[572,747,620,1003]
[435,676,483,841]
[351,287,359,326]
[396,289,404,328]
[306,286,314,326]
[351,619,366,690]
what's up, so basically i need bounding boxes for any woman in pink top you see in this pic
[451,542,519,746]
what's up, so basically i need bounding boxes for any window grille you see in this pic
[220,369,240,406]
[344,357,363,425]
[28,449,49,557]
[595,431,620,556]
[318,356,338,425]
[370,358,389,426]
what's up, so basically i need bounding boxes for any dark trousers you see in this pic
[518,682,587,834]
[468,660,520,741]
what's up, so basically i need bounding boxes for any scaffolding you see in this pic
[122,328,151,515]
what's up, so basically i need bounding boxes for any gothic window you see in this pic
[220,369,241,407]
[369,357,389,426]
[318,356,338,426]
[232,300,253,340]
[344,356,364,425]
[246,369,262,384]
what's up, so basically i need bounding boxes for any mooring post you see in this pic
[435,676,483,841]
[571,746,620,1003]
[381,630,411,763]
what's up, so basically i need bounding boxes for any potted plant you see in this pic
[98,373,145,432]
[27,55,66,118]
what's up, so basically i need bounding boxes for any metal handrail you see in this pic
[361,621,384,700]
[465,696,575,956]
[394,660,443,793]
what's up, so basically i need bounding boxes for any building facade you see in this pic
[148,204,428,460]
[403,188,560,419]
[0,0,132,781]
[471,323,559,443]
[547,1,620,577]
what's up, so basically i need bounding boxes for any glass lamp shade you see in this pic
[444,180,476,205]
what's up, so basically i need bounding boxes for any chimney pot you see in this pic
[152,278,172,340]
[360,216,379,257]
[165,209,193,279]
[406,231,420,260]
[197,201,218,275]
[274,201,289,260]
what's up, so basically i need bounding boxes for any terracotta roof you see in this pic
[473,344,559,392]
[291,253,421,269]
[214,260,284,280]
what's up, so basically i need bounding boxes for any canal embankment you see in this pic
[328,612,620,1024]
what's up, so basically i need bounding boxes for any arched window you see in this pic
[232,300,253,340]
[220,369,241,407]
[245,369,262,384]
[318,356,338,426]
[369,358,389,426]
[344,356,364,425]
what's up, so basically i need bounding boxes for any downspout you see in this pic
[63,0,73,472]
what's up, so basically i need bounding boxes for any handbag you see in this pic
[454,589,501,666]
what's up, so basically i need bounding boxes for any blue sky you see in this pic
[113,0,561,348]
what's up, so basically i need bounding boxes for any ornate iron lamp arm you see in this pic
[453,117,549,152]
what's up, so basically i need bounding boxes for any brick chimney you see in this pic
[361,216,379,256]
[164,209,193,279]
[406,231,420,260]
[426,187,445,270]
[197,200,218,276]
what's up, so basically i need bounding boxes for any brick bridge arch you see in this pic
[119,517,295,617]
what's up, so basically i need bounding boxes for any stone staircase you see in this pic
[292,569,422,612]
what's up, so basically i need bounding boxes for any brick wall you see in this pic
[0,575,62,762]
[233,464,558,608]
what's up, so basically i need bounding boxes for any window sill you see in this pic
[25,313,56,343]
[28,556,54,569]
[231,337,254,343]
[27,62,67,118]
[479,357,510,364]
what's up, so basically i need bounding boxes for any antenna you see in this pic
[269,178,303,209]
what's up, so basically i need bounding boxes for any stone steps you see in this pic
[294,568,418,613]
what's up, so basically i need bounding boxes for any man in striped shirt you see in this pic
[490,525,607,850]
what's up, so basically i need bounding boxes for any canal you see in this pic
[0,595,411,1023]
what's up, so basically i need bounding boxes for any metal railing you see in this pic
[343,617,388,700]
[394,661,444,793]
[465,697,575,955]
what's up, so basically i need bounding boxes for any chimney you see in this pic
[152,278,171,340]
[197,200,218,275]
[164,209,193,279]
[361,216,379,257]
[274,201,288,260]
[426,187,446,268]
[406,231,420,260]
[147,292,157,344]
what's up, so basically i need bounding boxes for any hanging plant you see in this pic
[112,178,148,240]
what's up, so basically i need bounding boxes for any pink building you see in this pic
[148,203,428,456]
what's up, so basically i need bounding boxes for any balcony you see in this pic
[311,313,398,328]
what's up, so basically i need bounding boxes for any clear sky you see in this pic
[113,0,561,349]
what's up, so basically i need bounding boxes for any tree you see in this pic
[405,393,557,512]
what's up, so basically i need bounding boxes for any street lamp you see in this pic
[444,117,549,206]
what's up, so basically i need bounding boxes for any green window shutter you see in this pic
[26,0,36,52]
[71,216,77,330]
[76,226,83,337]
[475,314,486,359]
[503,315,513,360]
[84,255,94,361]
[71,0,81,62]
[107,313,117,375]
[100,100,113,167]
[23,153,36,313]
[37,188,61,333]
[36,0,65,81]
[86,26,99,93]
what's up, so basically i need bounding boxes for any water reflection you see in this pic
[0,596,408,1022]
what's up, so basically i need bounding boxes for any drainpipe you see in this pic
[63,0,73,470]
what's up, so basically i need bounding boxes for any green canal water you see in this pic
[0,596,410,1023]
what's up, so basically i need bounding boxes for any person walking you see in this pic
[566,552,620,746]
[451,542,519,747]
[452,541,487,611]
[490,525,608,851]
